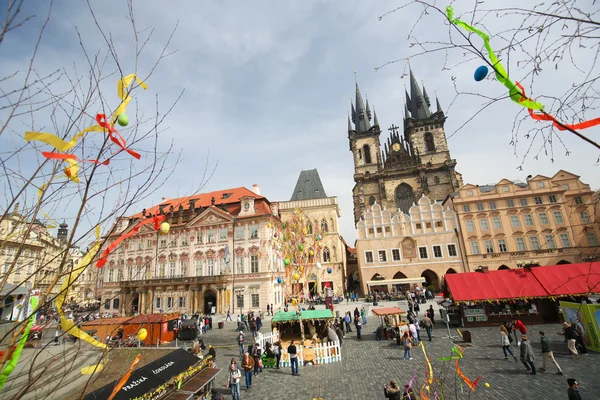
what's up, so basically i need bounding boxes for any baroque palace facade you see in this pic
[351,71,465,292]
[444,170,600,270]
[98,186,285,317]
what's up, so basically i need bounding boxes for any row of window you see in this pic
[469,232,598,255]
[155,296,187,310]
[465,211,591,233]
[364,244,458,264]
[462,195,584,212]
[236,293,261,308]
[4,248,38,257]
[366,220,445,236]
[104,255,262,282]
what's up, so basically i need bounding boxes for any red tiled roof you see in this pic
[347,247,356,256]
[531,262,600,296]
[124,313,180,324]
[132,187,265,219]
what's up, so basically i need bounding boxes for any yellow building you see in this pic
[0,204,66,307]
[355,195,466,293]
[98,186,285,317]
[444,170,600,271]
[277,169,347,297]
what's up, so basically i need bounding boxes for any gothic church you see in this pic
[348,71,463,224]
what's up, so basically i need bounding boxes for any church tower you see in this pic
[349,70,463,225]
[348,79,383,224]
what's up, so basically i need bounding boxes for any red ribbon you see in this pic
[41,152,110,165]
[516,82,600,131]
[96,214,165,268]
[96,114,141,160]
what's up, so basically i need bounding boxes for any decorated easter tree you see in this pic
[272,208,326,340]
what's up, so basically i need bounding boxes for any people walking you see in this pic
[563,322,580,358]
[408,322,418,346]
[266,304,270,316]
[519,335,536,375]
[423,315,433,341]
[241,352,254,391]
[500,325,517,361]
[402,331,413,360]
[538,331,562,375]
[226,308,232,321]
[228,363,242,400]
[288,340,299,376]
[383,380,401,400]
[361,307,367,325]
[567,378,582,400]
[513,319,527,345]
[273,341,281,369]
[237,330,245,356]
[344,312,352,333]
[356,320,362,340]
[252,342,262,376]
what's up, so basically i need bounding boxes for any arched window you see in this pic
[323,247,331,263]
[363,144,372,164]
[358,149,362,160]
[306,221,313,234]
[369,196,376,206]
[321,218,329,233]
[395,183,414,214]
[424,132,435,152]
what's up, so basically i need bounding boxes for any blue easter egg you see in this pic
[327,267,332,274]
[474,65,489,82]
[277,277,282,284]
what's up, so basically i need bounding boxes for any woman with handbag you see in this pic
[273,341,281,369]
[227,363,242,400]
[252,342,262,376]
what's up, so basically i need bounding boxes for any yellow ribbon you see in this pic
[56,226,107,349]
[111,74,148,121]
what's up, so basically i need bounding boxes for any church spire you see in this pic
[348,113,352,131]
[373,107,380,127]
[436,96,443,113]
[407,69,431,119]
[422,83,431,108]
[351,74,372,132]
[365,98,372,121]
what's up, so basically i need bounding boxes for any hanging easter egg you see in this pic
[159,222,170,235]
[293,273,299,281]
[267,223,271,228]
[474,65,489,82]
[117,113,129,126]
[291,298,297,307]
[309,250,314,257]
[298,244,304,251]
[282,223,287,228]
[316,262,322,269]
[274,232,278,238]
[317,234,322,240]
[137,328,148,341]
[302,228,307,235]
[299,265,304,273]
[327,267,332,274]
[284,258,290,266]
[277,277,282,284]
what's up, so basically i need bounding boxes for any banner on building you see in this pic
[560,301,600,353]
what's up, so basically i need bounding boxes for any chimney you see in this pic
[252,184,261,195]
[162,197,167,202]
[14,203,20,213]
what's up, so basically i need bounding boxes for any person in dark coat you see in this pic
[519,335,536,375]
[356,320,362,340]
[383,380,401,400]
[567,378,582,400]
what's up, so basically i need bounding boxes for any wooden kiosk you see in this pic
[372,307,409,340]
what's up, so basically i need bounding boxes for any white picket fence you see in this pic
[256,331,342,367]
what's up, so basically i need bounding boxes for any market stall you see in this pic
[372,307,408,340]
[83,349,205,400]
[271,309,335,341]
[122,313,180,346]
[81,317,133,341]
[443,263,600,328]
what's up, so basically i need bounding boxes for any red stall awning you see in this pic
[445,268,547,302]
[531,262,600,296]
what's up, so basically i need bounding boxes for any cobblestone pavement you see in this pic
[200,302,599,400]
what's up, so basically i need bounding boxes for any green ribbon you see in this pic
[446,6,544,111]
[0,296,39,391]
[439,344,463,361]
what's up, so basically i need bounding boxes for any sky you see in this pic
[1,0,599,245]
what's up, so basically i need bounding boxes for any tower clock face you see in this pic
[392,143,401,152]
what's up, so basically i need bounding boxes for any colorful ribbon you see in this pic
[56,226,107,348]
[111,74,148,122]
[96,215,165,268]
[516,82,600,130]
[446,6,544,111]
[107,354,141,400]
[0,296,39,391]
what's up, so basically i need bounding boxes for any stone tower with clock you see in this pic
[348,70,463,224]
